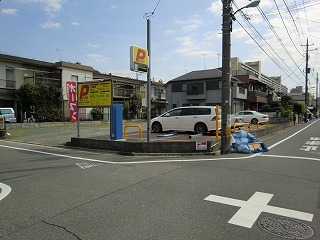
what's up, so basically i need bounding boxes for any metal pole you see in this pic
[147,18,151,143]
[220,0,232,154]
[316,72,319,117]
[304,38,309,122]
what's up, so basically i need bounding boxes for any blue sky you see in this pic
[1,0,319,93]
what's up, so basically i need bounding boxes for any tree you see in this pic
[280,95,294,110]
[17,83,63,122]
[129,93,142,118]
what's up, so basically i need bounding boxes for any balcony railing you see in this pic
[248,90,267,98]
[0,79,16,89]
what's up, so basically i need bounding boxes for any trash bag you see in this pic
[230,130,268,154]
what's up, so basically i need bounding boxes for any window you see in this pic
[187,83,204,95]
[71,75,78,82]
[6,68,14,88]
[197,108,211,115]
[166,109,182,117]
[172,83,183,92]
[207,81,220,90]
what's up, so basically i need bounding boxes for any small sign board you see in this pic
[0,116,4,130]
[196,141,207,151]
[77,80,112,108]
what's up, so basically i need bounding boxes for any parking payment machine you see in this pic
[111,104,123,140]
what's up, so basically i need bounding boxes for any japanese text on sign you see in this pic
[77,81,112,107]
[66,81,78,122]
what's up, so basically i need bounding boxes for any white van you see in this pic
[0,108,17,123]
[151,106,221,134]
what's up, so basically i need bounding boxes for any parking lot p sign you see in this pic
[130,46,149,73]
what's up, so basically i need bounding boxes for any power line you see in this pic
[144,0,161,19]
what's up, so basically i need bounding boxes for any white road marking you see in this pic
[0,143,257,164]
[259,154,320,161]
[0,182,12,202]
[204,192,313,228]
[268,119,318,150]
[75,163,102,169]
[0,120,319,165]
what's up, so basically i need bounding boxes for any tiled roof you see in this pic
[168,69,222,83]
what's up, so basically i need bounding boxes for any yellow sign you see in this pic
[77,80,112,107]
[130,46,149,72]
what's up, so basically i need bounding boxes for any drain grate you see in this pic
[258,216,314,239]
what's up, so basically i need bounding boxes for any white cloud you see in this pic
[174,36,214,57]
[19,0,62,13]
[87,54,111,65]
[175,15,203,32]
[41,21,61,29]
[87,43,99,48]
[71,21,80,26]
[1,9,18,15]
[110,4,118,9]
[207,1,221,16]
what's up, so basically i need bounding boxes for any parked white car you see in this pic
[232,110,269,124]
[151,106,221,134]
[0,108,17,123]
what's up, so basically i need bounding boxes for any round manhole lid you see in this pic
[258,216,314,239]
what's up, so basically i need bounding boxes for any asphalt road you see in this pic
[0,119,319,239]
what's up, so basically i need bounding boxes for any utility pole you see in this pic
[302,38,316,122]
[220,0,232,154]
[304,38,309,122]
[316,72,319,117]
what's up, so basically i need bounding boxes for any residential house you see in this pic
[231,58,287,110]
[0,53,95,121]
[165,68,247,113]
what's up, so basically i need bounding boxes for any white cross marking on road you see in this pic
[204,192,313,228]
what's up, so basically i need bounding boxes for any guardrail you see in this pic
[256,120,269,130]
[123,125,142,140]
[233,123,251,133]
[232,121,269,133]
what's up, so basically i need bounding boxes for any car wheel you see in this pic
[251,118,258,124]
[152,122,162,133]
[194,123,208,134]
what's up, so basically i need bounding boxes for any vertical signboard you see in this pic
[66,81,78,122]
[130,46,149,72]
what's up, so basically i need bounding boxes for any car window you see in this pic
[181,108,197,116]
[166,109,182,117]
[237,112,244,115]
[0,109,12,114]
[197,108,211,115]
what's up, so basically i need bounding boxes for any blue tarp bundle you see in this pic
[230,130,269,154]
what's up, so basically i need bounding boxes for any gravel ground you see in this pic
[4,120,147,146]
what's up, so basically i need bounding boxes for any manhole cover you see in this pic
[258,217,314,239]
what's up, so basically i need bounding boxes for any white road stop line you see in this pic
[204,192,313,228]
[0,182,12,202]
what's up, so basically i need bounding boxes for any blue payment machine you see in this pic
[110,104,123,140]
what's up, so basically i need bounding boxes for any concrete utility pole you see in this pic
[220,0,232,154]
[304,38,309,122]
[316,72,319,117]
[220,0,260,154]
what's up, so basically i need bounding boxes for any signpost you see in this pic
[76,80,113,138]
